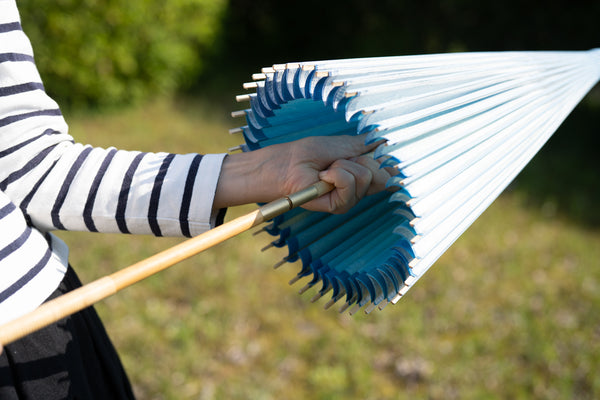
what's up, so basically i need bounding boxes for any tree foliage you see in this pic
[214,0,600,66]
[19,0,226,108]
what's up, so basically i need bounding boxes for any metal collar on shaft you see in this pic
[258,181,334,221]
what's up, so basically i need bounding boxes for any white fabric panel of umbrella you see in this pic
[1,49,599,346]
[230,48,600,315]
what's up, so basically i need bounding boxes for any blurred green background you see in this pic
[17,0,600,398]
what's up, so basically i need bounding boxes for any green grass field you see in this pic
[56,98,600,399]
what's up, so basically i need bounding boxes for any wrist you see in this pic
[213,147,282,209]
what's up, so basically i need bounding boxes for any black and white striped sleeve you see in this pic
[0,1,227,239]
[0,0,228,324]
[8,145,226,237]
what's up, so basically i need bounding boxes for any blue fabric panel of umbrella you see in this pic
[231,49,600,315]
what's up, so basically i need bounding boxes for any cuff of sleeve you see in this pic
[188,153,227,236]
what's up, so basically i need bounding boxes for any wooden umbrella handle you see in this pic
[0,181,334,346]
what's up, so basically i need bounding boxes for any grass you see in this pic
[56,97,600,399]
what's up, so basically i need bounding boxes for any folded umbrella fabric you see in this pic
[232,49,600,314]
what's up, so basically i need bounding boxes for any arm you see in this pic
[214,135,391,214]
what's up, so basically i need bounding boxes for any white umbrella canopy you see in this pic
[232,49,600,314]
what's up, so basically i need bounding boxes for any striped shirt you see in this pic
[0,0,226,324]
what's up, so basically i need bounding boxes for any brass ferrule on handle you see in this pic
[258,181,334,221]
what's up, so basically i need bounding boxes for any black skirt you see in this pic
[0,266,135,399]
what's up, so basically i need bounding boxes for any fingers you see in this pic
[352,154,393,196]
[306,155,391,214]
[303,167,355,214]
[323,159,372,212]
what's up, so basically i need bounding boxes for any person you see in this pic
[0,0,390,398]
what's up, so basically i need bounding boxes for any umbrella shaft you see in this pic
[0,181,333,346]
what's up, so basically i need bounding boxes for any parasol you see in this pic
[230,49,600,314]
[0,49,598,345]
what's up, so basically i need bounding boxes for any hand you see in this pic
[214,134,394,214]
